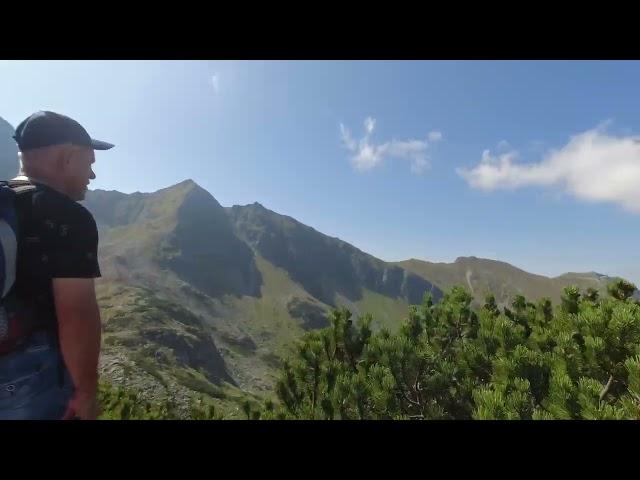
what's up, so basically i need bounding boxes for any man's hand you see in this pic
[62,390,101,420]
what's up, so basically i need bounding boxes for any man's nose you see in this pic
[90,169,96,180]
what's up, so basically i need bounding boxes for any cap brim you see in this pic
[91,139,115,150]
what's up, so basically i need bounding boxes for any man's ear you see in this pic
[58,144,76,170]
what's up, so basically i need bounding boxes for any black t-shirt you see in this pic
[12,181,101,331]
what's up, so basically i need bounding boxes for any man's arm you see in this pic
[52,277,102,419]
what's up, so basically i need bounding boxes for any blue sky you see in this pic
[0,60,639,283]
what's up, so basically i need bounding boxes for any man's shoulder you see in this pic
[32,184,95,226]
[13,180,97,233]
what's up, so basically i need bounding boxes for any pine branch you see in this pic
[311,366,319,420]
[400,389,421,409]
[413,366,426,408]
[599,375,614,403]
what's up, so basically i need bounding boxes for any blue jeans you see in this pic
[0,331,74,420]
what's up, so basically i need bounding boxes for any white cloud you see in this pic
[340,117,442,174]
[211,74,219,93]
[457,124,640,213]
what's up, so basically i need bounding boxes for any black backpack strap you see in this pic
[9,182,40,237]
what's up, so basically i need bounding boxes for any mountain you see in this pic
[83,180,442,415]
[88,180,261,297]
[0,116,19,181]
[80,179,624,415]
[396,256,612,306]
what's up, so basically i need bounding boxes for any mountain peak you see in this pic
[555,271,612,281]
[172,178,199,189]
[154,178,211,199]
[454,256,484,264]
[231,201,266,211]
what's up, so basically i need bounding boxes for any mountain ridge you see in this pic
[79,178,634,413]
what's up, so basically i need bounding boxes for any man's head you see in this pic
[19,144,96,201]
[13,111,114,201]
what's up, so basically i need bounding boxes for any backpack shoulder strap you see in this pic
[6,179,37,196]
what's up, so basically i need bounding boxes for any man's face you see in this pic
[63,146,96,201]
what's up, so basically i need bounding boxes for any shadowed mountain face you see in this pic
[227,202,442,306]
[84,179,262,299]
[158,182,262,298]
[0,116,18,181]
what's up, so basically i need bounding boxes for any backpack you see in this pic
[0,180,36,353]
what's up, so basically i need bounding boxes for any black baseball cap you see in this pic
[13,111,114,152]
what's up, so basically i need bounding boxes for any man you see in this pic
[0,111,113,420]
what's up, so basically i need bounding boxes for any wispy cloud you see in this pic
[211,74,219,93]
[340,117,442,174]
[457,123,640,213]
